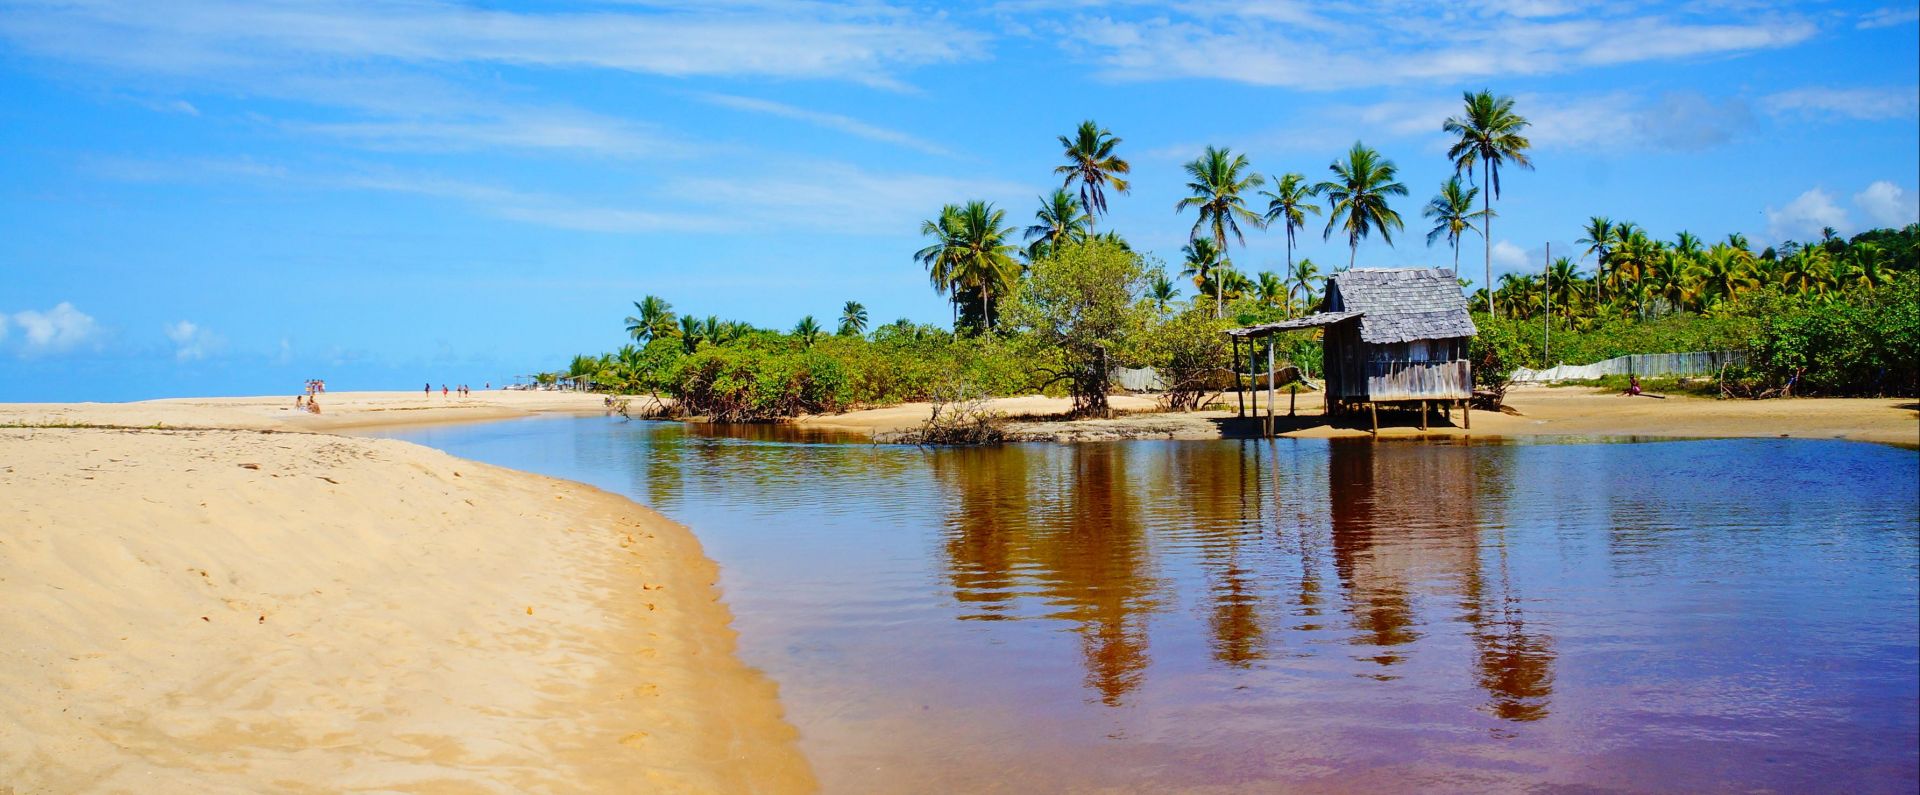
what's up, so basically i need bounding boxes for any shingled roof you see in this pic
[1324,268,1477,344]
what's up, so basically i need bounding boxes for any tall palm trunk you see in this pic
[1483,160,1494,316]
[1348,239,1357,271]
[981,287,991,332]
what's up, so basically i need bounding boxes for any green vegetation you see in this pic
[562,90,1918,420]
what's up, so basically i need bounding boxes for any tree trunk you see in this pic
[981,285,991,332]
[1484,159,1495,317]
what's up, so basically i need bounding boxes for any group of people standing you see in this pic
[427,383,480,397]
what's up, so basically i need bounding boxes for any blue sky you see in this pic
[1,0,1916,401]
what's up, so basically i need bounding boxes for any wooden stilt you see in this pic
[1369,401,1378,435]
[1234,338,1245,417]
[1463,399,1471,430]
[1265,341,1276,437]
[1289,385,1297,417]
[1419,400,1428,431]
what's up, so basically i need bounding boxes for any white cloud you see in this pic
[164,320,221,361]
[693,93,953,156]
[1761,86,1920,121]
[1766,188,1851,242]
[1857,6,1919,29]
[280,110,702,159]
[1853,181,1920,228]
[668,163,1030,235]
[1056,6,1816,89]
[9,302,99,355]
[0,0,982,88]
[1492,240,1530,270]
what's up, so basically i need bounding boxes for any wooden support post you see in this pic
[1369,401,1379,435]
[1289,384,1297,417]
[1463,399,1471,430]
[1419,400,1428,431]
[1266,341,1276,437]
[1234,338,1245,417]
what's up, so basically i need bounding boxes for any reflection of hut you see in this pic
[1228,268,1476,433]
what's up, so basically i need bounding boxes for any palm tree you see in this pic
[1055,120,1131,229]
[1255,270,1287,311]
[1259,172,1322,274]
[1147,273,1179,314]
[1422,176,1486,272]
[839,301,868,336]
[1318,141,1407,271]
[700,315,727,346]
[792,316,822,348]
[947,200,1021,331]
[1286,258,1323,314]
[1697,245,1754,307]
[916,203,966,327]
[623,295,676,343]
[1577,217,1614,304]
[677,315,704,354]
[1024,188,1090,260]
[1546,257,1581,321]
[1175,146,1266,316]
[1179,238,1225,301]
[1673,230,1703,260]
[1444,89,1534,315]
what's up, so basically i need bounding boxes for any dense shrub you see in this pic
[1739,274,1919,396]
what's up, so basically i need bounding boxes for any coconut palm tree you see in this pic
[1546,257,1581,321]
[1697,245,1755,308]
[1423,176,1486,272]
[677,315,704,354]
[1055,120,1131,229]
[1024,188,1090,260]
[1176,146,1266,317]
[1444,89,1534,315]
[1255,270,1287,311]
[1258,172,1322,274]
[1286,258,1323,314]
[623,295,676,343]
[1318,141,1407,271]
[1179,238,1225,301]
[1147,273,1179,314]
[839,301,868,336]
[947,200,1021,331]
[1577,217,1614,304]
[916,203,966,327]
[792,316,822,348]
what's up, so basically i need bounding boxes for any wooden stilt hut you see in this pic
[1226,268,1477,435]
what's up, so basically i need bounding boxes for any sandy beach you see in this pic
[0,393,812,793]
[799,386,1919,447]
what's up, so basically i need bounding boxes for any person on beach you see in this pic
[296,395,305,410]
[308,398,321,414]
[1627,375,1642,396]
[442,385,448,396]
[425,382,432,395]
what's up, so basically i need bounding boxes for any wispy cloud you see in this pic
[1761,86,1920,121]
[279,110,703,159]
[666,163,1029,235]
[1053,5,1817,89]
[693,93,953,156]
[1854,181,1919,228]
[1856,6,1919,29]
[0,0,985,88]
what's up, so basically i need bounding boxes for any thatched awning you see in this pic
[1223,311,1362,339]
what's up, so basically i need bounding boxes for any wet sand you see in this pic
[797,386,1918,447]
[0,394,812,793]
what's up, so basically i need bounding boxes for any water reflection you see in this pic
[929,438,1560,718]
[375,418,1920,793]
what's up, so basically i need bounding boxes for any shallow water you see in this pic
[376,418,1920,793]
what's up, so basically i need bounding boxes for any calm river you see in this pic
[376,417,1919,793]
